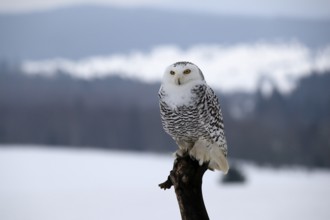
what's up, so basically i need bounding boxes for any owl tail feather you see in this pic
[209,145,229,174]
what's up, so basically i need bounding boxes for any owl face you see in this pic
[162,61,205,86]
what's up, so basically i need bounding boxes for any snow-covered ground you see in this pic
[1,145,330,220]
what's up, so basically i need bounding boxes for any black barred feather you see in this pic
[159,83,227,156]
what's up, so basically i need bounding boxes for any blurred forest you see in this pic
[0,63,329,168]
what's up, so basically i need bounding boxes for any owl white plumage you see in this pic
[159,61,229,174]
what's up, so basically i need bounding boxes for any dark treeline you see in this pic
[1,65,329,168]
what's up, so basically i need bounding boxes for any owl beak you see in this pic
[176,77,181,85]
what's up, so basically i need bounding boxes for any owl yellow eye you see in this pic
[183,69,191,74]
[170,70,175,75]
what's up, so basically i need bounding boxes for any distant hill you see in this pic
[1,5,330,60]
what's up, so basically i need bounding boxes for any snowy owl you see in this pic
[159,61,229,174]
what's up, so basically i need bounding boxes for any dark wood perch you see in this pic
[159,154,210,220]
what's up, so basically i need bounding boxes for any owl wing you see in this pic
[200,84,228,156]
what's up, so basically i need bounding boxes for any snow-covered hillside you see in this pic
[1,145,330,220]
[23,43,330,94]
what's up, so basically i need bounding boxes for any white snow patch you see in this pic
[22,42,330,94]
[1,145,330,220]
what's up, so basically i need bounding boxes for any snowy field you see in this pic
[1,145,330,220]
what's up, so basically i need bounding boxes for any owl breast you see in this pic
[159,84,210,143]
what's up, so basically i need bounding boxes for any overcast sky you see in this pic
[0,0,330,19]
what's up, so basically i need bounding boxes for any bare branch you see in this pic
[159,155,210,220]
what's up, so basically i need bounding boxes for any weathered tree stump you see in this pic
[159,154,210,220]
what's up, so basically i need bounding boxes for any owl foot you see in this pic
[189,142,211,166]
[173,149,189,158]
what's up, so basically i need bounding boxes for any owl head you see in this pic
[162,61,205,86]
